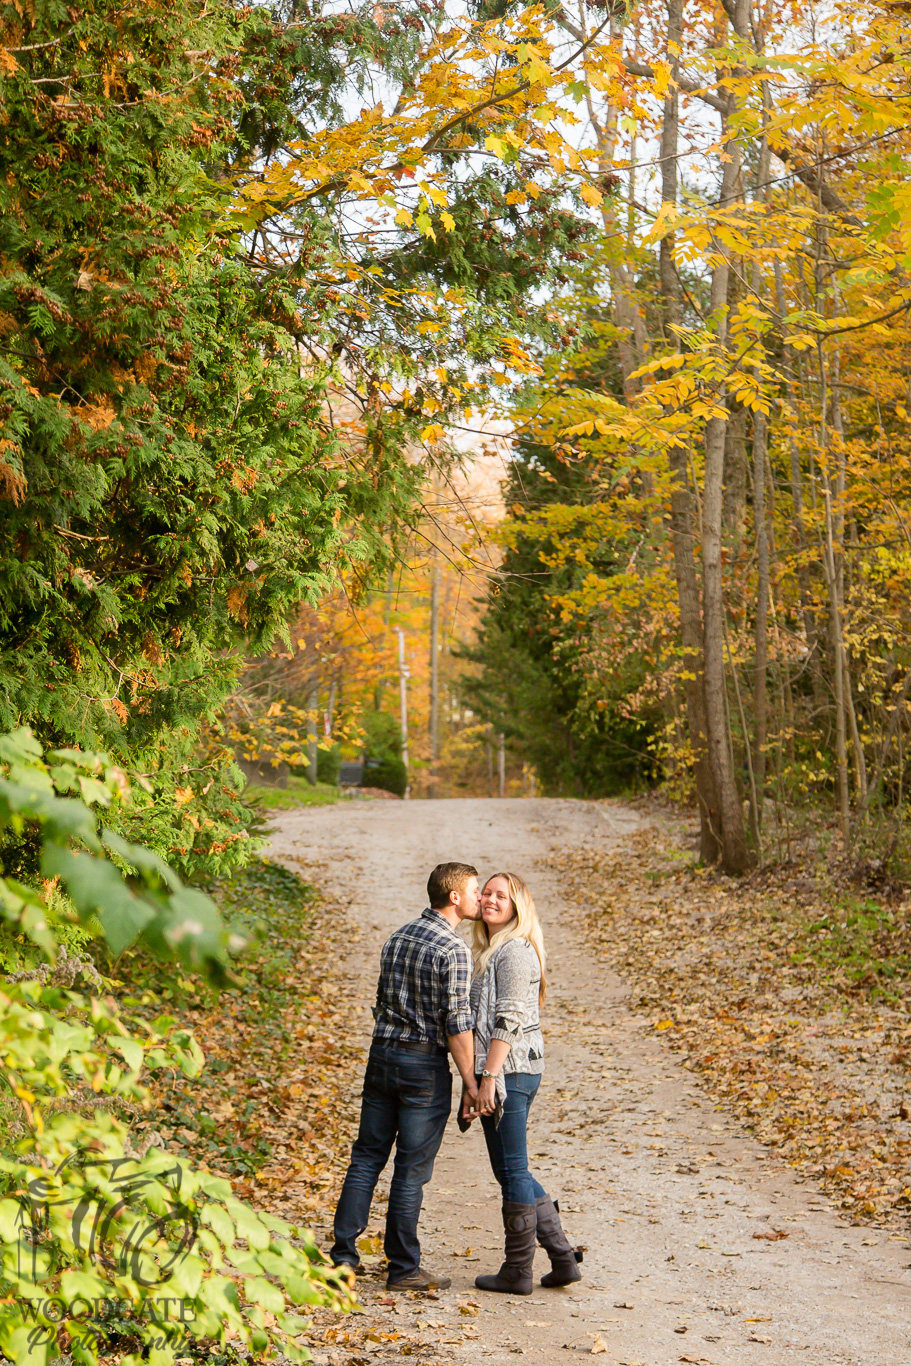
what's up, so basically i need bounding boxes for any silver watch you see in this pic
[481,1068,497,1079]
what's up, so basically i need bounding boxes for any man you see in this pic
[331,862,481,1290]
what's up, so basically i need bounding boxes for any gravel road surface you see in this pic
[267,796,911,1366]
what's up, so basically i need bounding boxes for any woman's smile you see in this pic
[481,876,515,929]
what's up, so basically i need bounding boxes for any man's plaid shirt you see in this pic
[372,908,473,1048]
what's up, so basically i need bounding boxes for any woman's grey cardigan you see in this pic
[470,938,544,1104]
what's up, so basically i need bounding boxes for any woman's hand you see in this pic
[478,1074,498,1116]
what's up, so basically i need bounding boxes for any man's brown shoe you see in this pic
[386,1267,451,1291]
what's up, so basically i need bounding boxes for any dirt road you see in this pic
[267,797,911,1366]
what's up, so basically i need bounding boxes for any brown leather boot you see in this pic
[535,1196,583,1287]
[475,1201,537,1296]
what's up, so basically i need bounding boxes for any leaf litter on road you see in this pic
[552,808,911,1227]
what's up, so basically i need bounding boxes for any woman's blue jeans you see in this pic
[479,1072,547,1206]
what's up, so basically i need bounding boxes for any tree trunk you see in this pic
[751,84,772,840]
[699,0,750,874]
[703,410,749,873]
[831,348,867,802]
[816,338,850,836]
[722,401,748,534]
[752,407,770,834]
[583,10,648,396]
[658,0,723,862]
[429,556,439,797]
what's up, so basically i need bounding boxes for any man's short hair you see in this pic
[427,862,478,910]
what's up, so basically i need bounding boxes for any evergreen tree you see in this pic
[0,0,404,872]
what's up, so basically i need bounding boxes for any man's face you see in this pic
[453,875,481,920]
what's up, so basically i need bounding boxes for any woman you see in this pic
[464,871,582,1295]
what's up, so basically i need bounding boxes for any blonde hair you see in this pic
[470,872,547,1005]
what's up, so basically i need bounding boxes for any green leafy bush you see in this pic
[357,711,406,793]
[316,745,343,786]
[0,729,351,1366]
[363,756,408,798]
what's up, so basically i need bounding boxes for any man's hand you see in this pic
[460,1083,480,1123]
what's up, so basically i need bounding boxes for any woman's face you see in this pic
[481,875,515,932]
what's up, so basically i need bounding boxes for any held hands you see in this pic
[460,1081,480,1123]
[460,1075,497,1122]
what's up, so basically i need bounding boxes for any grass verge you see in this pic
[114,858,362,1215]
[245,776,340,811]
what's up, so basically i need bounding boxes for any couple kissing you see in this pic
[330,861,583,1295]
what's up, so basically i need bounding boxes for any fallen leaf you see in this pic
[555,826,911,1228]
[590,1335,608,1355]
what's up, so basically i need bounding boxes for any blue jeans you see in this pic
[480,1072,547,1206]
[331,1043,452,1281]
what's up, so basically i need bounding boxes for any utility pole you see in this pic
[429,558,439,797]
[307,682,319,785]
[375,567,394,712]
[497,731,505,798]
[396,627,409,777]
[326,675,337,736]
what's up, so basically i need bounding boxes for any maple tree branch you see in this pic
[622,58,728,114]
